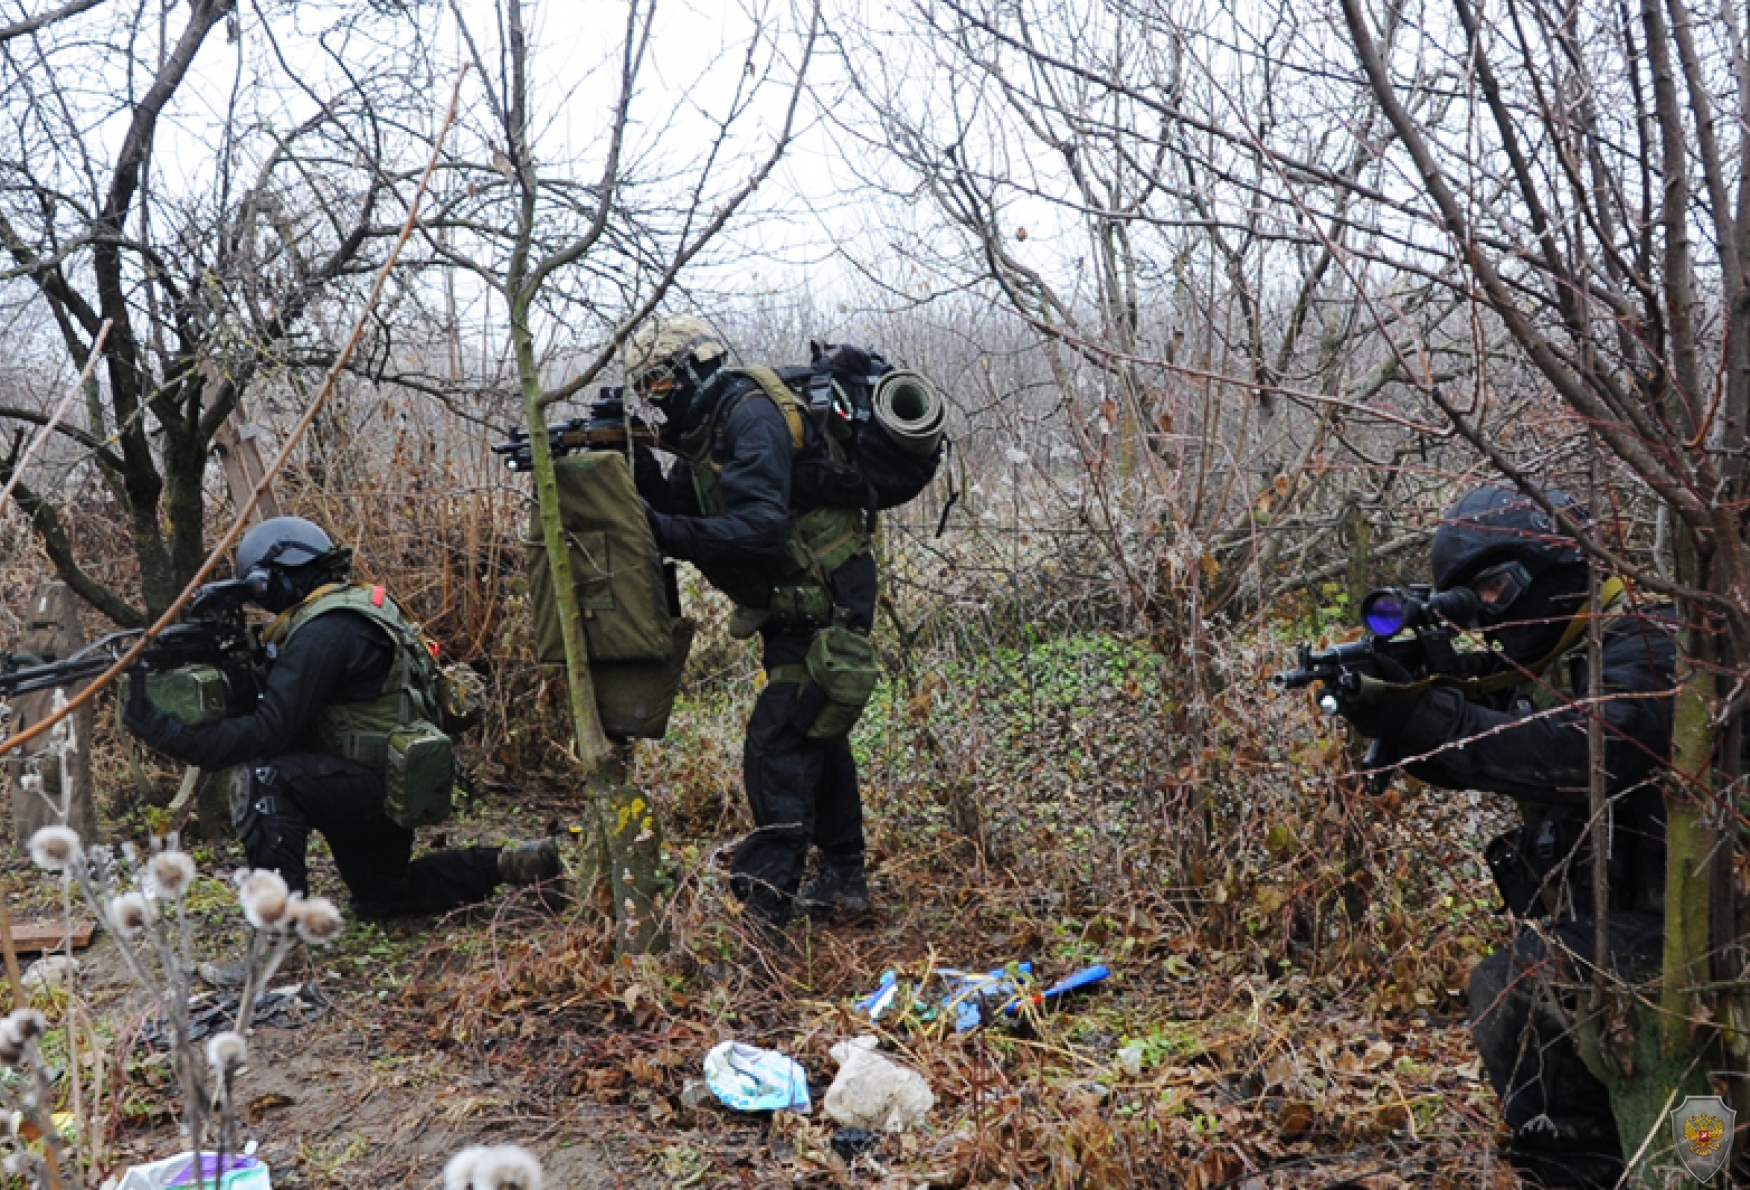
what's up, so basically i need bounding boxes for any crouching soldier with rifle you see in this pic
[120,516,562,921]
[1282,486,1675,1189]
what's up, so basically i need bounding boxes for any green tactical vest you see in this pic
[262,583,441,771]
[678,367,871,626]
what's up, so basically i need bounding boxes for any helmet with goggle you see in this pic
[235,516,351,612]
[622,314,728,402]
[1430,485,1587,621]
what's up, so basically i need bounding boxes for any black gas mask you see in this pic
[637,355,722,445]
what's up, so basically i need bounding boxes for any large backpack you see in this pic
[761,342,947,515]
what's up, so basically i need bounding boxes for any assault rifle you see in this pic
[1272,586,1484,707]
[1273,586,1485,794]
[1,578,261,725]
[491,388,655,472]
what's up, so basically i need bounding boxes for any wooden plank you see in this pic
[9,920,96,954]
[7,581,98,851]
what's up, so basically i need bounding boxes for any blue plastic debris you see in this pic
[702,1041,811,1114]
[855,970,900,1021]
[1000,964,1111,1016]
[854,961,1107,1032]
[938,963,1032,1031]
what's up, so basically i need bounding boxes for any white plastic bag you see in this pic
[702,1041,811,1114]
[823,1035,934,1132]
[115,1152,270,1190]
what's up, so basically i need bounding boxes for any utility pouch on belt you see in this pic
[801,625,879,741]
[146,665,230,728]
[385,719,453,829]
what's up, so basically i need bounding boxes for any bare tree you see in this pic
[428,0,818,954]
[828,0,1503,642]
[0,0,428,621]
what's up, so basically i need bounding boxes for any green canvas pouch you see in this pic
[801,625,878,741]
[384,720,453,828]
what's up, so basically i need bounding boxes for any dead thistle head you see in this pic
[444,1145,543,1190]
[0,1008,48,1067]
[27,826,82,873]
[107,891,151,938]
[292,896,344,946]
[235,869,291,930]
[205,1030,248,1077]
[146,850,197,901]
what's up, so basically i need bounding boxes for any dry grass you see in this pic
[1,437,1526,1188]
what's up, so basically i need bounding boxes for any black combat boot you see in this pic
[798,863,871,917]
[1502,1119,1625,1190]
[497,839,561,885]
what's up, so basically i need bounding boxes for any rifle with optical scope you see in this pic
[1272,586,1486,710]
[1273,586,1490,794]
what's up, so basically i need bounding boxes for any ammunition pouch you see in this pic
[768,584,835,629]
[384,720,454,829]
[146,665,231,728]
[799,625,879,742]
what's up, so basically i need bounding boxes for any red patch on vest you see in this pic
[370,585,386,607]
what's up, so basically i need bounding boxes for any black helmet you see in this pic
[236,516,347,611]
[1430,486,1587,592]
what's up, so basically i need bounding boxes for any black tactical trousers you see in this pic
[1468,912,1663,1189]
[236,751,502,921]
[732,676,864,927]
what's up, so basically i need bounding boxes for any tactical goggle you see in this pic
[1468,559,1533,615]
[242,542,352,596]
[631,361,685,400]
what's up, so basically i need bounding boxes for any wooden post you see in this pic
[5,582,98,849]
[212,419,281,522]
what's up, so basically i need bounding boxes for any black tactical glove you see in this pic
[1330,653,1421,740]
[121,670,183,753]
[631,441,666,502]
[641,500,672,555]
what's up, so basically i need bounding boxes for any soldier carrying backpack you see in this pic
[624,314,944,945]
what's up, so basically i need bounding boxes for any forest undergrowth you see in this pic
[383,534,1526,1188]
[1,513,1526,1188]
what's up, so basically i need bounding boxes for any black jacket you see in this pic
[141,611,393,770]
[1390,602,1676,911]
[636,372,878,648]
[640,372,793,571]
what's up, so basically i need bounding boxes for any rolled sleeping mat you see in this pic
[872,370,945,457]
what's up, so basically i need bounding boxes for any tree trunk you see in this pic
[1577,611,1716,1184]
[511,292,668,955]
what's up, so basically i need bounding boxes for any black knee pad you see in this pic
[233,766,305,890]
